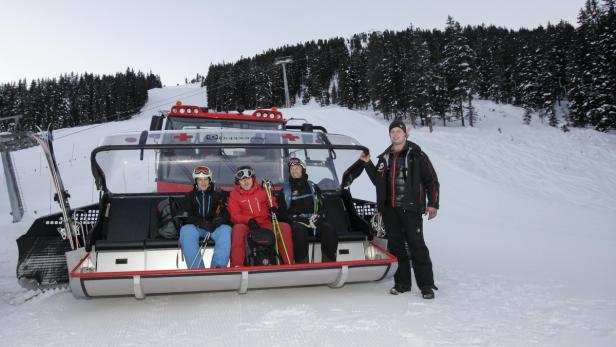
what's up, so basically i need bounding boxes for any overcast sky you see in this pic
[0,0,586,86]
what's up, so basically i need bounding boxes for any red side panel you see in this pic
[156,182,192,193]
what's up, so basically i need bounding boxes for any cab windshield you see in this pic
[93,129,364,193]
[166,116,282,130]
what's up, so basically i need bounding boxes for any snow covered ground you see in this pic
[1,84,615,346]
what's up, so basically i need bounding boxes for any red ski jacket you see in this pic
[227,177,277,226]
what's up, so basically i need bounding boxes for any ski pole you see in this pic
[310,214,318,263]
[311,235,315,263]
[189,231,211,269]
[264,183,283,264]
[270,214,282,265]
[261,180,280,264]
[263,180,293,265]
[272,216,292,264]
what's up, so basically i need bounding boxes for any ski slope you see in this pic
[1,84,615,346]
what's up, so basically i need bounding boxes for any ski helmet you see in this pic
[192,166,212,181]
[287,157,305,169]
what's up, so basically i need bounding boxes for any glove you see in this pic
[342,176,353,188]
[261,179,272,189]
[269,206,278,216]
[294,216,310,225]
[248,218,260,230]
[314,213,325,225]
[198,220,213,231]
[211,216,224,229]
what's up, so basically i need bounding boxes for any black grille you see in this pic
[44,208,99,226]
[353,199,377,219]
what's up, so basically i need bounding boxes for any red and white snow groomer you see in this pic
[17,107,396,299]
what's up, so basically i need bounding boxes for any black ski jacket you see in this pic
[282,175,326,220]
[365,140,439,213]
[183,184,230,228]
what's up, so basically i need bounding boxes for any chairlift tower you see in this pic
[274,57,293,108]
[0,115,30,222]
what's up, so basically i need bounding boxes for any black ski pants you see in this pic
[382,206,434,290]
[291,221,338,263]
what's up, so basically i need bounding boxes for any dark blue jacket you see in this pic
[183,184,229,227]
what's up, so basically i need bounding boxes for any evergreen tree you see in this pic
[514,43,543,124]
[338,34,369,109]
[197,4,612,131]
[431,65,450,126]
[441,16,478,126]
[401,29,434,125]
[569,0,603,128]
[601,0,616,129]
[254,66,275,108]
[0,69,160,131]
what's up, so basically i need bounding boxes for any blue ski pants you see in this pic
[179,224,231,269]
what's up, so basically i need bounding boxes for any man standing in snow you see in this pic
[360,119,440,299]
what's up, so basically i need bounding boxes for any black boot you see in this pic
[420,285,437,299]
[389,284,411,295]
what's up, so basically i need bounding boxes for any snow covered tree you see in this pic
[0,69,160,131]
[253,66,275,108]
[431,67,450,127]
[400,28,434,125]
[338,34,369,109]
[441,16,478,126]
[194,4,611,131]
[514,43,543,124]
[568,0,615,130]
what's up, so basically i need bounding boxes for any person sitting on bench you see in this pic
[282,157,338,263]
[227,165,294,266]
[179,165,231,269]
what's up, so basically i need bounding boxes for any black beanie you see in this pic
[389,120,406,133]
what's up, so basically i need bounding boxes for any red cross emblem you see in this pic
[174,133,193,142]
[281,133,299,142]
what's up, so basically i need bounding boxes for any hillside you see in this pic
[0,85,615,346]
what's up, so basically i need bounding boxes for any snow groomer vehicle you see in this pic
[17,106,397,299]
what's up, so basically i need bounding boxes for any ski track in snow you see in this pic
[1,85,615,346]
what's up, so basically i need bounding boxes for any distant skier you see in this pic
[180,166,232,269]
[360,120,440,299]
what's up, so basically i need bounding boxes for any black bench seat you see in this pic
[93,190,370,253]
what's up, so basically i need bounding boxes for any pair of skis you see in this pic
[31,127,84,250]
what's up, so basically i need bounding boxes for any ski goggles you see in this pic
[193,166,210,175]
[235,167,255,180]
[287,157,305,168]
